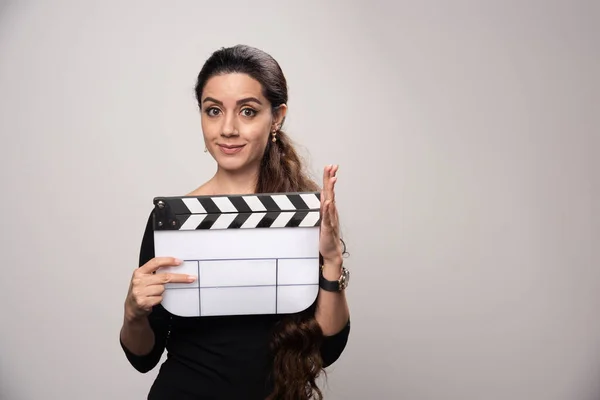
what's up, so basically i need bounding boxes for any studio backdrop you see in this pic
[0,1,598,399]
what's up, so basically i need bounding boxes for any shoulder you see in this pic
[139,210,155,267]
[139,180,214,266]
[138,181,209,262]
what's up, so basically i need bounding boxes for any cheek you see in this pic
[201,118,216,136]
[242,123,270,144]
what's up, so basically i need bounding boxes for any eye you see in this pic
[205,107,221,117]
[241,108,257,117]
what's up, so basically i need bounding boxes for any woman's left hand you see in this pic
[319,164,343,268]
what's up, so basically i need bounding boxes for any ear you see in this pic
[273,104,288,128]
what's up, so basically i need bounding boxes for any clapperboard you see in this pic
[152,192,322,317]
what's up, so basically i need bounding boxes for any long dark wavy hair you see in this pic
[194,45,326,399]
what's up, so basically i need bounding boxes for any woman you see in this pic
[119,44,351,400]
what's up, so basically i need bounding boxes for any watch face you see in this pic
[340,268,349,289]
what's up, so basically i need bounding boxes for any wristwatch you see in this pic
[319,265,350,292]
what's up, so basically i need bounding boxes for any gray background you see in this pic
[0,1,598,399]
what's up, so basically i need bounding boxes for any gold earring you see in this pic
[204,146,207,152]
[271,129,277,143]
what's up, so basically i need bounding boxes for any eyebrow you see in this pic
[202,96,263,106]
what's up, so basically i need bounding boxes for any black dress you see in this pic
[120,213,351,399]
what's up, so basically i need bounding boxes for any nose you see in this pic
[221,114,239,137]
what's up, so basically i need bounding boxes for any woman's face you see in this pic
[200,73,286,173]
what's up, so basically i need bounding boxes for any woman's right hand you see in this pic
[124,257,197,322]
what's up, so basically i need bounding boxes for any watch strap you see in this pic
[319,269,341,291]
[319,266,349,292]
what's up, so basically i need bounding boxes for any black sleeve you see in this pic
[320,319,351,368]
[120,211,171,373]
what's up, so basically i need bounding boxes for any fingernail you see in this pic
[175,258,183,264]
[188,275,197,281]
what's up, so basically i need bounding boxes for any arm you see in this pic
[314,165,351,338]
[119,212,192,373]
[315,258,350,336]
[316,256,351,367]
[120,305,170,373]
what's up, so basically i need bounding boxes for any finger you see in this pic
[322,194,339,234]
[331,164,339,177]
[328,174,337,206]
[146,295,164,308]
[330,176,337,202]
[137,295,163,311]
[139,257,183,274]
[148,272,197,285]
[323,164,331,183]
[323,164,333,188]
[322,165,332,200]
[143,284,166,297]
[131,283,165,301]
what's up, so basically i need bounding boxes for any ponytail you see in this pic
[257,129,326,400]
[256,130,319,194]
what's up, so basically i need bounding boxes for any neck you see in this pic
[210,164,260,195]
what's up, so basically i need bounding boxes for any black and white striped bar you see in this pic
[153,192,321,230]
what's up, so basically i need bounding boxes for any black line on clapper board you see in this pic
[198,261,201,317]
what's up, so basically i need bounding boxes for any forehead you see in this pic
[202,73,267,103]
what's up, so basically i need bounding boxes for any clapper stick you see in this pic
[152,192,322,317]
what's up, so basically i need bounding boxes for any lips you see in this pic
[218,144,245,155]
